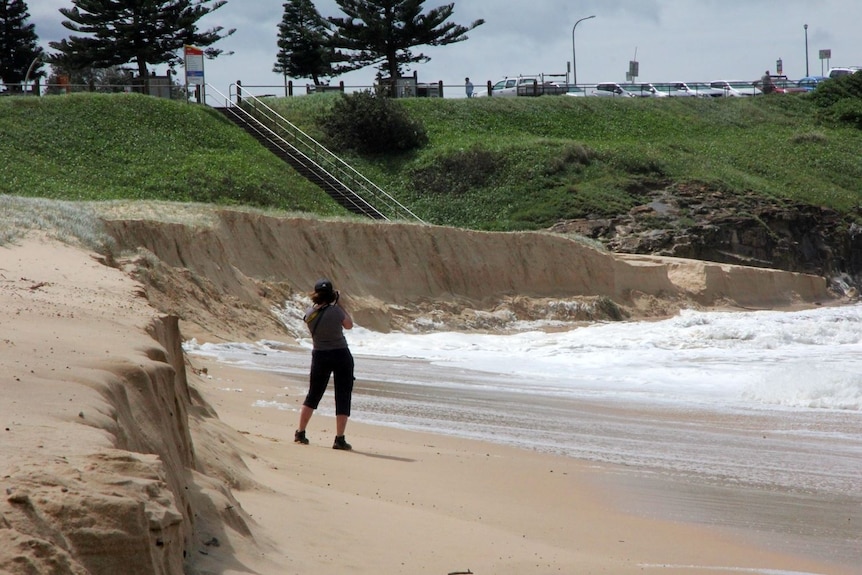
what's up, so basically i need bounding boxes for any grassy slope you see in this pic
[0,93,345,216]
[2,92,861,231]
[269,93,862,230]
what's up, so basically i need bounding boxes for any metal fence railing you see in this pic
[3,76,810,101]
[209,77,809,101]
[0,80,187,99]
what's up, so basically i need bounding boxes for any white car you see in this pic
[565,86,589,97]
[709,81,756,97]
[488,77,520,97]
[487,76,566,97]
[693,83,727,97]
[828,67,861,79]
[591,82,637,97]
[657,82,709,97]
[621,83,667,97]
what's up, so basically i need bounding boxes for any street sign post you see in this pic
[184,45,205,102]
[819,49,832,76]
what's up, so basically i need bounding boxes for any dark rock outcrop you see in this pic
[551,183,862,293]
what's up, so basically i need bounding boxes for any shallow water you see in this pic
[185,304,862,568]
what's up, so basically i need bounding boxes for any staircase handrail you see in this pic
[231,105,382,218]
[210,84,384,219]
[209,83,425,223]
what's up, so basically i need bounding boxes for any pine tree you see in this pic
[273,0,336,86]
[328,0,483,87]
[48,0,235,86]
[0,0,45,93]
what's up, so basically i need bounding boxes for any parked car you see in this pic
[621,83,667,97]
[709,80,759,97]
[708,81,745,97]
[828,67,861,79]
[655,82,708,97]
[591,82,637,97]
[692,83,726,97]
[771,75,808,94]
[796,76,827,91]
[565,86,589,97]
[487,77,519,97]
[487,75,566,97]
[730,81,762,96]
[754,74,788,94]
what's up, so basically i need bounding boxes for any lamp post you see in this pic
[804,24,809,77]
[23,56,42,96]
[572,15,596,87]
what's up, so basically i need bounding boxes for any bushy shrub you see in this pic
[411,148,505,195]
[545,143,594,175]
[810,72,862,108]
[319,91,428,154]
[826,98,862,129]
[810,72,862,129]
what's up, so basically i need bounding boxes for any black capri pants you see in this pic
[304,347,355,416]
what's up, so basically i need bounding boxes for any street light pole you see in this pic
[804,24,809,77]
[572,15,596,87]
[23,56,42,95]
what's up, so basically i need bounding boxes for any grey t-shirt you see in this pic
[304,304,348,350]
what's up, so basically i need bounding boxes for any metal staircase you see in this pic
[208,84,424,223]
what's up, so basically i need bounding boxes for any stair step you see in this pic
[215,107,385,219]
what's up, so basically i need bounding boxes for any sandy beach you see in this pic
[1,216,856,575]
[187,357,858,575]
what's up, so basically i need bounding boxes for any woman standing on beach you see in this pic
[294,278,355,450]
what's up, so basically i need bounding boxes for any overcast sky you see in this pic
[28,0,862,99]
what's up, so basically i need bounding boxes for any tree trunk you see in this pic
[136,56,149,94]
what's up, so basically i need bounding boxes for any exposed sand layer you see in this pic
[102,210,830,341]
[0,212,850,575]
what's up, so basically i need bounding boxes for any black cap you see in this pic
[314,278,334,293]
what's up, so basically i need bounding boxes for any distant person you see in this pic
[465,77,474,98]
[294,278,355,451]
[761,70,775,94]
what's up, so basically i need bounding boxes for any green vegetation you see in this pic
[267,92,862,230]
[319,91,428,154]
[326,0,484,82]
[49,0,233,81]
[811,72,862,130]
[2,90,862,232]
[0,195,114,250]
[0,93,344,215]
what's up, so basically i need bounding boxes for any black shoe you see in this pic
[294,430,309,445]
[332,435,352,451]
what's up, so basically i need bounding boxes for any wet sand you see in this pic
[188,353,860,575]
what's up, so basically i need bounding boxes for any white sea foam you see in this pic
[186,305,862,411]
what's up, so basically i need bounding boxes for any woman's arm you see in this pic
[336,292,353,330]
[341,307,353,330]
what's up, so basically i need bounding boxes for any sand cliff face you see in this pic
[0,213,836,574]
[104,210,831,340]
[0,239,250,575]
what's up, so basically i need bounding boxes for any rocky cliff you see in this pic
[552,183,862,294]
